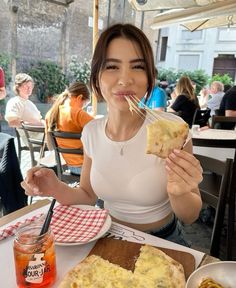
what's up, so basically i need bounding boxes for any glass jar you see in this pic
[13,223,57,288]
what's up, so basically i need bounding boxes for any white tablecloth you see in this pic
[192,128,236,161]
[0,204,205,287]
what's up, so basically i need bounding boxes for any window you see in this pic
[178,54,200,71]
[160,36,168,61]
[181,30,202,41]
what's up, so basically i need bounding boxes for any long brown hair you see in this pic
[90,23,156,102]
[47,81,90,131]
[175,76,199,106]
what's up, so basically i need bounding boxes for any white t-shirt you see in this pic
[5,96,42,123]
[5,96,43,146]
[81,112,187,224]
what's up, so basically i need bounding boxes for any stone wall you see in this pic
[0,0,136,80]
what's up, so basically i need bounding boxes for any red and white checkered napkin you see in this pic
[0,213,45,241]
[50,205,109,243]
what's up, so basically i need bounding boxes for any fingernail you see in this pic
[170,153,176,158]
[174,149,180,153]
[165,165,171,171]
[166,158,171,164]
[33,187,39,194]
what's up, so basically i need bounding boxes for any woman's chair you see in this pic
[194,154,234,259]
[192,108,211,127]
[15,128,30,165]
[21,123,48,167]
[48,130,82,185]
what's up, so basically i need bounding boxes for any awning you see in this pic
[150,0,236,29]
[128,0,225,11]
[182,14,236,31]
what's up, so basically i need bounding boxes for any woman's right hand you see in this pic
[21,166,61,197]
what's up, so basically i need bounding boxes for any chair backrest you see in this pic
[192,108,211,127]
[14,128,30,165]
[48,130,83,181]
[21,123,47,167]
[194,154,233,258]
[211,115,236,130]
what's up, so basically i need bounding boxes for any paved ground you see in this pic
[1,123,234,260]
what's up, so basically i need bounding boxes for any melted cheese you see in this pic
[59,246,185,288]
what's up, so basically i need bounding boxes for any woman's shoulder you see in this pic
[83,116,106,131]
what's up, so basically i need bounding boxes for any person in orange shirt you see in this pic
[45,81,94,175]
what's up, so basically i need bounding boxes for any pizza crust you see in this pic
[59,245,186,288]
[146,119,189,158]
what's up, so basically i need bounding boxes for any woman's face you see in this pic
[99,37,148,112]
[18,81,34,99]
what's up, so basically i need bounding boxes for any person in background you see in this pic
[198,86,209,109]
[22,23,202,246]
[0,67,6,100]
[140,70,167,111]
[168,76,200,127]
[45,81,94,175]
[207,81,224,116]
[218,85,236,129]
[199,81,224,116]
[5,73,43,128]
[5,73,44,145]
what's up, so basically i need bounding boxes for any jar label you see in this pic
[25,253,45,283]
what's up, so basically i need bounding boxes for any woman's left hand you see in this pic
[166,149,203,197]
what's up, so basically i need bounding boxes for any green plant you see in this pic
[0,53,11,86]
[158,68,178,84]
[158,68,209,95]
[27,60,69,103]
[209,73,234,87]
[67,56,91,84]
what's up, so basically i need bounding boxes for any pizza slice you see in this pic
[58,254,154,288]
[146,119,189,158]
[134,245,186,288]
[58,245,186,288]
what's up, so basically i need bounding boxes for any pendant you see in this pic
[120,147,124,156]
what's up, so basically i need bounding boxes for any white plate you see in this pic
[186,261,236,288]
[55,205,112,246]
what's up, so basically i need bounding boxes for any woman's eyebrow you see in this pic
[105,58,145,63]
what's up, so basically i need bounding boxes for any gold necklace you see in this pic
[106,119,143,156]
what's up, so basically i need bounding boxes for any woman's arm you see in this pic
[166,140,202,224]
[21,153,97,206]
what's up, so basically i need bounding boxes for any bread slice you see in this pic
[146,119,189,158]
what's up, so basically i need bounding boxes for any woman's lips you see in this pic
[114,91,135,98]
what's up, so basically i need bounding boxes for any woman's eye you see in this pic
[133,64,145,70]
[105,64,118,70]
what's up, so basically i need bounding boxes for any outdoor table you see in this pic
[0,199,219,287]
[192,128,236,260]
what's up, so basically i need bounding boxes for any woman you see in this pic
[22,24,202,246]
[45,81,94,175]
[5,73,43,127]
[169,76,200,127]
[5,73,44,145]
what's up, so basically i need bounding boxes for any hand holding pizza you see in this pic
[165,149,203,197]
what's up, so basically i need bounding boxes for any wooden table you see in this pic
[0,200,218,268]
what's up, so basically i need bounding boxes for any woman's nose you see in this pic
[118,70,134,87]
